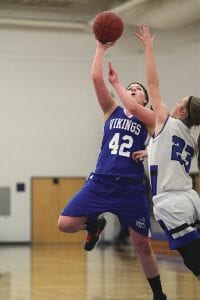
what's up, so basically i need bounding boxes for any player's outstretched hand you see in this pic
[134,24,155,48]
[96,39,115,51]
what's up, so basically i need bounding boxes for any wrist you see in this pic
[112,81,120,88]
[144,43,153,51]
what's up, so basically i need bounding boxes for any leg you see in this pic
[129,228,159,277]
[177,239,200,278]
[57,175,108,250]
[57,215,88,233]
[129,228,166,300]
[58,214,106,251]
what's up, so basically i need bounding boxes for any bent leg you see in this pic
[57,215,88,233]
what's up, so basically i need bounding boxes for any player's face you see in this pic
[126,84,147,106]
[171,96,188,118]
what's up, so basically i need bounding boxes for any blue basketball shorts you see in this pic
[60,173,151,236]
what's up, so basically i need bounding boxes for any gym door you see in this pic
[32,177,85,244]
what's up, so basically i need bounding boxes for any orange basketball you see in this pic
[93,11,124,44]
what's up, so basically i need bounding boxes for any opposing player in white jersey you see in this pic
[133,25,200,281]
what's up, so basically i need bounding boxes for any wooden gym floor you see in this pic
[0,243,199,300]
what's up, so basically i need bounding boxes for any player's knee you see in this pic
[57,216,78,233]
[134,238,152,256]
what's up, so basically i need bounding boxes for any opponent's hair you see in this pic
[197,134,200,171]
[186,96,200,170]
[126,82,149,106]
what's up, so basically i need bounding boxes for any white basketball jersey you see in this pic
[148,116,195,197]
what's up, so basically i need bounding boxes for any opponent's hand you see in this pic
[132,149,148,162]
[134,24,156,47]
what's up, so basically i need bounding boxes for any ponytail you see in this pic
[186,96,200,171]
[197,134,200,171]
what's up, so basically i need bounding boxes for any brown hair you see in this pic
[197,134,200,171]
[186,96,200,170]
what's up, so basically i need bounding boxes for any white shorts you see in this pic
[152,189,200,250]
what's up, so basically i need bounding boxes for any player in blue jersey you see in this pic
[58,40,167,300]
[122,24,200,281]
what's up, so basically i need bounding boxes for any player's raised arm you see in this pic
[134,25,169,133]
[91,41,118,120]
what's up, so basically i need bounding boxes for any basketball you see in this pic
[93,11,124,44]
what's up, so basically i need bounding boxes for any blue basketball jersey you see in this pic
[94,106,148,180]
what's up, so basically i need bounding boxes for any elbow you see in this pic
[147,78,159,89]
[91,70,99,81]
[91,71,97,81]
[91,74,104,85]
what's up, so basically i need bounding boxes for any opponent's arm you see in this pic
[134,25,169,133]
[91,41,118,120]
